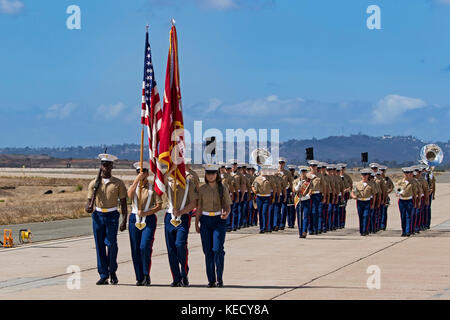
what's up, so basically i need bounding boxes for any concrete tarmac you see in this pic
[1,184,449,300]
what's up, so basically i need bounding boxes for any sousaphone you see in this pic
[420,144,444,167]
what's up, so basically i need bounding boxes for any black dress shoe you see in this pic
[401,234,406,237]
[273,226,279,231]
[233,228,237,231]
[144,275,151,286]
[171,281,182,287]
[300,232,307,238]
[227,229,232,232]
[96,277,109,285]
[207,282,216,288]
[259,230,264,234]
[181,277,189,287]
[280,227,285,230]
[110,273,118,285]
[136,279,145,286]
[217,281,224,288]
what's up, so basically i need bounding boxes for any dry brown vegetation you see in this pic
[0,176,91,225]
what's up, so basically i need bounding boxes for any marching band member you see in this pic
[335,166,346,230]
[338,163,353,229]
[351,168,374,236]
[195,164,232,288]
[396,167,417,237]
[278,158,294,229]
[307,160,324,235]
[127,162,162,286]
[252,165,275,234]
[294,166,311,238]
[379,166,394,230]
[225,162,237,232]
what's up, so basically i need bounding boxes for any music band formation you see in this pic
[84,154,437,288]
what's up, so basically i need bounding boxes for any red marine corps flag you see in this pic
[158,20,187,189]
[141,26,164,196]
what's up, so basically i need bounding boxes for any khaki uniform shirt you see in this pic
[88,176,127,209]
[162,179,198,210]
[418,176,429,196]
[384,176,394,192]
[412,178,423,196]
[343,173,353,191]
[252,175,274,195]
[375,176,387,197]
[396,178,417,199]
[198,184,231,212]
[306,173,323,193]
[336,175,345,195]
[429,173,436,195]
[354,181,374,200]
[278,169,293,190]
[243,173,253,193]
[321,174,331,195]
[131,183,163,211]
[231,171,244,192]
[186,168,200,192]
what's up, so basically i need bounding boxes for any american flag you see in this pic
[141,28,164,195]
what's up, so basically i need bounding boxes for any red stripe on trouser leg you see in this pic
[148,215,157,275]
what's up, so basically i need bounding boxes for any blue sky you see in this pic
[1,0,450,147]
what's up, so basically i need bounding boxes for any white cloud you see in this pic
[96,102,126,119]
[200,0,237,10]
[45,103,77,119]
[220,95,305,116]
[0,0,23,14]
[435,0,450,5]
[373,94,427,124]
[207,98,223,112]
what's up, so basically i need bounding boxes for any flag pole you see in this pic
[139,24,150,213]
[171,19,177,214]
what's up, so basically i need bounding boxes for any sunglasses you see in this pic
[136,169,149,174]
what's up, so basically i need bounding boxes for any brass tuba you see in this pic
[251,148,272,167]
[420,144,444,167]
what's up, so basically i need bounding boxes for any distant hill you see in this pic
[0,134,448,168]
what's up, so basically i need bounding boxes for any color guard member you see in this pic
[162,164,198,287]
[85,153,128,285]
[195,164,231,288]
[127,162,162,286]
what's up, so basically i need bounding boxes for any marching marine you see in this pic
[306,160,324,235]
[195,164,231,288]
[85,153,128,285]
[351,168,374,236]
[293,166,311,238]
[396,167,417,237]
[162,163,198,287]
[127,161,162,286]
[252,165,275,233]
[379,165,394,230]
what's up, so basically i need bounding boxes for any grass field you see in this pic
[0,176,90,225]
